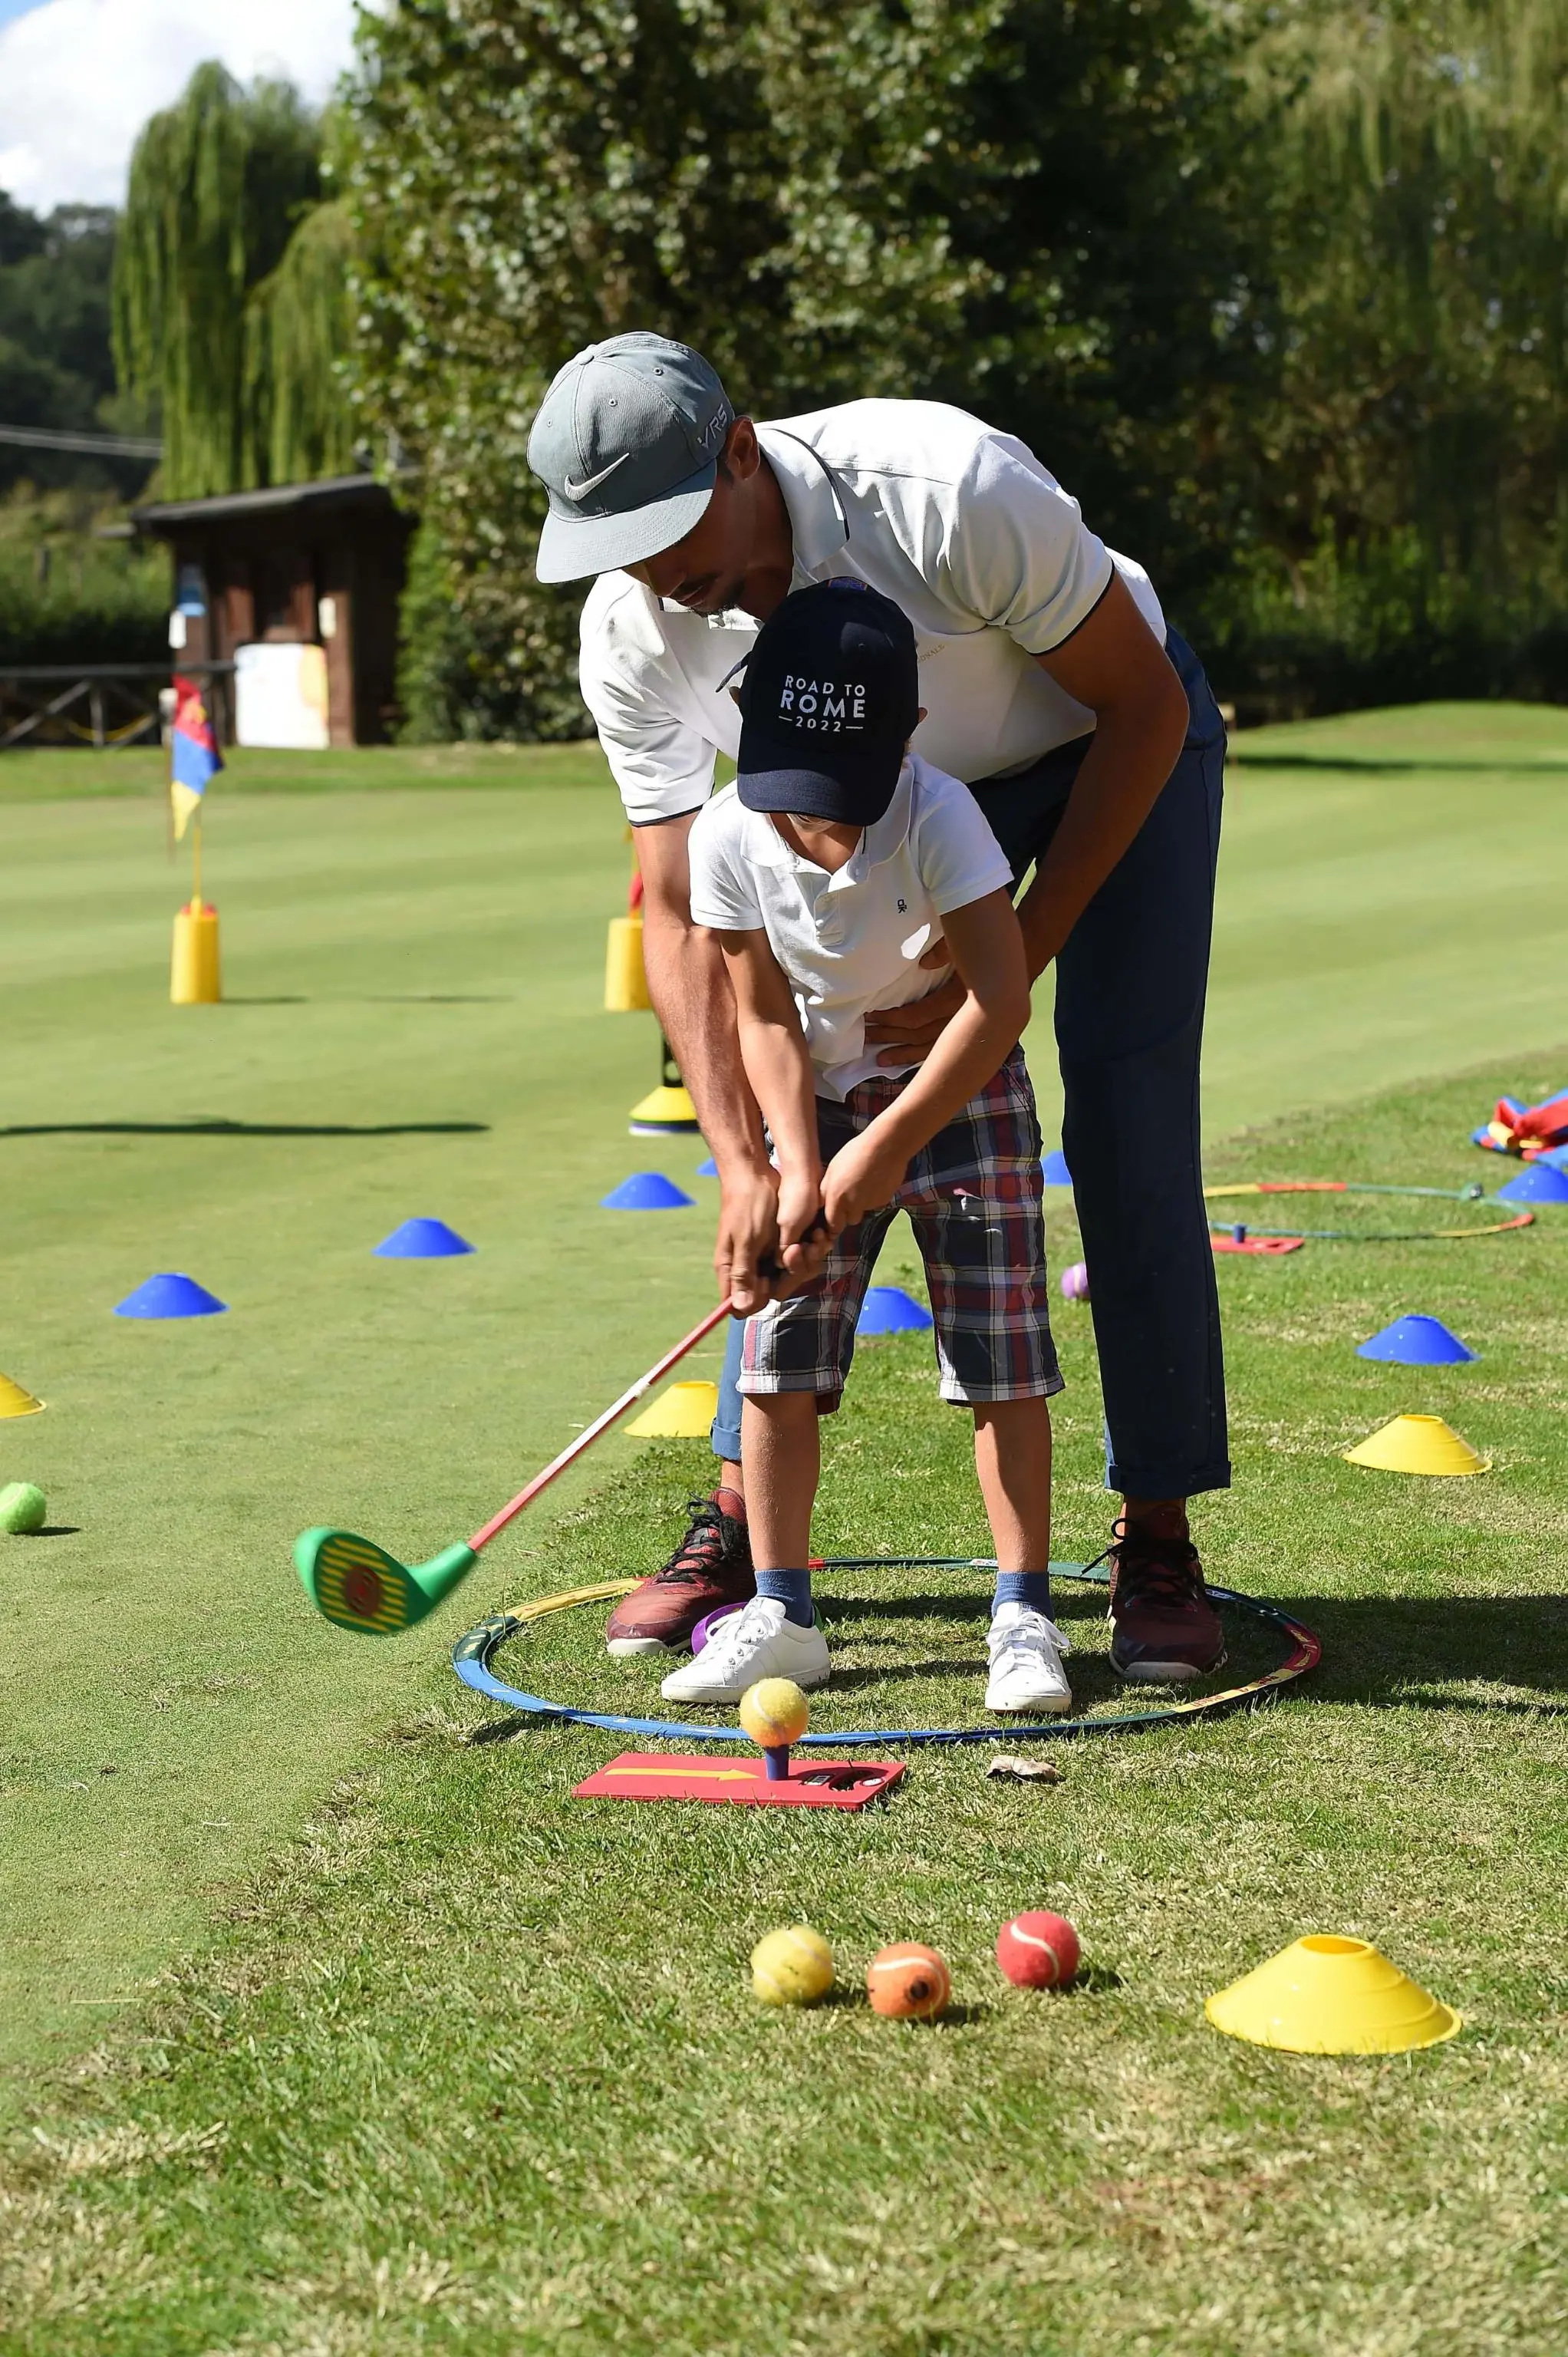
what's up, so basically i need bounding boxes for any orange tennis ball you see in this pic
[996,1910,1081,1989]
[739,1677,809,1750]
[866,1941,951,2019]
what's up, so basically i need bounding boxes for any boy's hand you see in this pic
[822,1131,908,1234]
[758,1175,830,1301]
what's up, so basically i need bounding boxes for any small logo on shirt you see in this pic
[776,674,867,734]
[897,898,908,911]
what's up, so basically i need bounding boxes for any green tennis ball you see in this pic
[0,1481,46,1535]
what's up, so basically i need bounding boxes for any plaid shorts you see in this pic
[740,1047,1062,1410]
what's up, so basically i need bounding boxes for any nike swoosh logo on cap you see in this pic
[562,451,632,502]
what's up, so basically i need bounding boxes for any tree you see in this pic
[346,0,1270,737]
[113,61,352,497]
[0,199,140,494]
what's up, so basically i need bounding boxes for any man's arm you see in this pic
[864,572,1188,1054]
[822,886,1031,1232]
[1013,571,1188,975]
[716,928,825,1301]
[636,813,809,1315]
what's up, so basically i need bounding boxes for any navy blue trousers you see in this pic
[712,628,1230,1502]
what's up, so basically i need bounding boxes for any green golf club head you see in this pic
[294,1527,479,1635]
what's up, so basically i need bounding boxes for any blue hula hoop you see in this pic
[453,1558,1321,1748]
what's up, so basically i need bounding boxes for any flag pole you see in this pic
[192,806,203,908]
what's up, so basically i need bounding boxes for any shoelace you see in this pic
[653,1498,737,1586]
[1108,1518,1207,1606]
[988,1609,1070,1660]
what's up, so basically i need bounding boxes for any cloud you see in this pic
[0,0,358,213]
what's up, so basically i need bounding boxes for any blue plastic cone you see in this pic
[114,1272,227,1319]
[374,1218,475,1258]
[697,1156,719,1178]
[1496,1162,1568,1205]
[601,1172,695,1211]
[1042,1149,1072,1186]
[1357,1314,1476,1366]
[855,1285,934,1334]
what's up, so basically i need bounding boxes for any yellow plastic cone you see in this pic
[625,1380,720,1439]
[1206,1934,1461,2055]
[170,898,222,1004]
[628,1082,700,1135]
[1343,1413,1489,1477]
[0,1372,44,1418]
[604,914,651,1013]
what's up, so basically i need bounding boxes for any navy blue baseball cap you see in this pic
[734,579,920,827]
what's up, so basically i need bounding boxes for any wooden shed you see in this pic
[132,476,414,747]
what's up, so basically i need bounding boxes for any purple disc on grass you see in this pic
[690,1601,745,1655]
[1059,1261,1090,1302]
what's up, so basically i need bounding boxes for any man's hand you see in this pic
[863,959,964,1068]
[716,1162,782,1317]
[822,1129,909,1235]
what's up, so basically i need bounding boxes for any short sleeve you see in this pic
[938,433,1115,656]
[578,575,720,824]
[910,766,1016,915]
[687,795,766,932]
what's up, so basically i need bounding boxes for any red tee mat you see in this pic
[572,1752,905,1810]
[1211,1231,1304,1255]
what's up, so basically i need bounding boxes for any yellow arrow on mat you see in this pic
[601,1765,762,1783]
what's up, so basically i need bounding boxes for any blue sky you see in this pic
[0,0,354,209]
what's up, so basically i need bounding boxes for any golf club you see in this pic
[295,1299,733,1633]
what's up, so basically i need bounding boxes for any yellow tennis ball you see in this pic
[750,1925,835,2007]
[739,1676,810,1749]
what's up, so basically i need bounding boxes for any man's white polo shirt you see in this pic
[687,755,1014,1103]
[578,396,1168,826]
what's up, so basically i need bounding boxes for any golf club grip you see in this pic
[757,1208,829,1284]
[466,1299,733,1553]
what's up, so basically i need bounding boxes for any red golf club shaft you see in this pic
[466,1300,733,1554]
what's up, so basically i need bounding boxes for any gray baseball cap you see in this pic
[527,333,735,583]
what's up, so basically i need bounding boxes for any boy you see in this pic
[660,577,1071,1716]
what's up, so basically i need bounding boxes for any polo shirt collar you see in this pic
[756,423,849,579]
[734,760,914,878]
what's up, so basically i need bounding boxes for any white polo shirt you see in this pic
[579,397,1166,826]
[687,754,1015,1102]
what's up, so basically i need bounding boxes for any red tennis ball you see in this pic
[867,1941,951,2019]
[996,1910,1081,1989]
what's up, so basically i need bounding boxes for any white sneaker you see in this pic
[985,1601,1072,1715]
[660,1595,831,1703]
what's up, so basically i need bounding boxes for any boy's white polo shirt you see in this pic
[687,754,1014,1102]
[579,395,1168,826]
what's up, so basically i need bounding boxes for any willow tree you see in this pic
[1244,0,1568,589]
[113,61,350,496]
[243,198,359,486]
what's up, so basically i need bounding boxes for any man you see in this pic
[526,331,1230,1684]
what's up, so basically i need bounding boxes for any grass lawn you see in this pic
[0,705,1566,2349]
[2,1066,1566,2354]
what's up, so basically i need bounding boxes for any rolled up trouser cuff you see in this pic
[710,1311,746,1462]
[1105,1455,1233,1500]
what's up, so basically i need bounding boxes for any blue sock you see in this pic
[755,1567,815,1627]
[993,1570,1052,1617]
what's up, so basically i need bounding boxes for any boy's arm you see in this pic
[715,928,829,1305]
[822,887,1030,1233]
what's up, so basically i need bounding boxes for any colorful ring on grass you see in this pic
[452,1560,1321,1747]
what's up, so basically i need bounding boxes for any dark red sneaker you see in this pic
[604,1489,755,1657]
[1107,1518,1226,1684]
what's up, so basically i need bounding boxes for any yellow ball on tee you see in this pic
[739,1677,810,1750]
[750,1925,835,2007]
